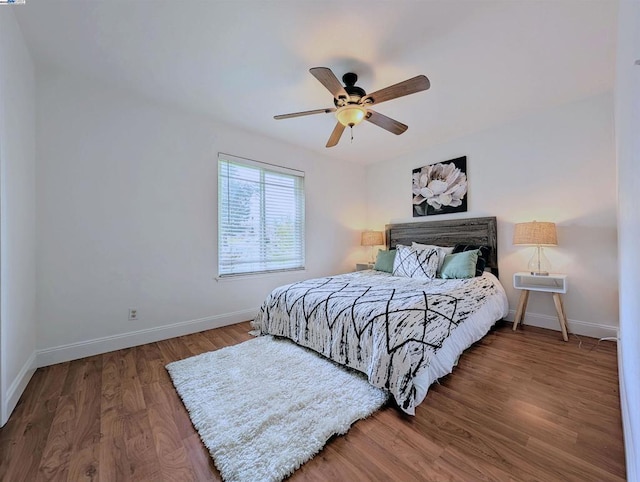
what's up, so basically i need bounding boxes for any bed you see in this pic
[252,217,509,415]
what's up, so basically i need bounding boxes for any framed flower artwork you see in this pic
[412,156,468,217]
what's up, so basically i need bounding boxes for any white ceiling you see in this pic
[15,0,617,164]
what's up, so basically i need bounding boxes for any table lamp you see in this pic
[513,221,557,276]
[361,231,384,264]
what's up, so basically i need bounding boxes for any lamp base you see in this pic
[527,246,551,277]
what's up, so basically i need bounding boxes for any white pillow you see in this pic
[411,242,454,272]
[392,245,439,279]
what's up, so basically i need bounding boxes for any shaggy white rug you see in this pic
[166,335,388,482]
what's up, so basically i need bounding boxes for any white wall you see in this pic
[0,10,37,426]
[35,69,367,364]
[366,92,618,338]
[615,1,640,480]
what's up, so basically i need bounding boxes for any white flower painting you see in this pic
[412,156,468,216]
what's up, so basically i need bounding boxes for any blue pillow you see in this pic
[374,249,396,273]
[440,250,479,279]
[452,244,491,276]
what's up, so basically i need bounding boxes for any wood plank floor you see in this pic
[0,321,625,481]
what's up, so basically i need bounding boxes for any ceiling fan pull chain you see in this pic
[350,126,354,143]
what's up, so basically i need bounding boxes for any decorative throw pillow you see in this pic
[392,245,439,279]
[411,242,454,273]
[452,244,492,277]
[440,250,479,279]
[374,249,396,273]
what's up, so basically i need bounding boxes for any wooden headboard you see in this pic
[385,216,499,278]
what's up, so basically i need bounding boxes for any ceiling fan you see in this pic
[274,67,430,148]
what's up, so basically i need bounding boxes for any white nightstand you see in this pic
[355,263,374,271]
[512,272,569,341]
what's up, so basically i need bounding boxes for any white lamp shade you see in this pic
[336,105,367,127]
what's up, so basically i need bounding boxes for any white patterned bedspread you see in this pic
[252,270,509,415]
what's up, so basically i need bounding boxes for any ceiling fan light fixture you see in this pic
[335,105,366,127]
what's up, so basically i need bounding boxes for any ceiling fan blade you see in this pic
[365,110,408,135]
[274,107,335,120]
[326,122,346,148]
[310,67,349,99]
[363,75,430,106]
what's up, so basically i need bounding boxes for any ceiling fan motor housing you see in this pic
[334,72,366,107]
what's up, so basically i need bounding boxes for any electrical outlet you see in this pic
[128,308,138,321]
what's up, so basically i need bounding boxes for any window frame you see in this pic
[217,153,306,279]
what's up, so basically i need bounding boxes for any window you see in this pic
[218,154,305,277]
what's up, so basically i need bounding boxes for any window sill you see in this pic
[215,268,307,282]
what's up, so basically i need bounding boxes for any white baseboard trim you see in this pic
[36,308,258,367]
[618,339,637,482]
[2,351,37,427]
[504,309,618,340]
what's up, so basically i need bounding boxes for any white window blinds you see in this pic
[218,154,305,277]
